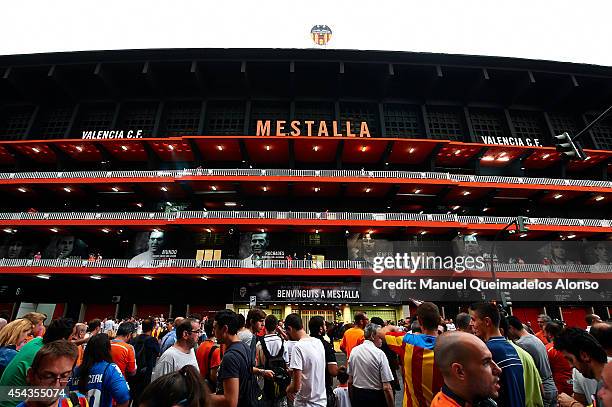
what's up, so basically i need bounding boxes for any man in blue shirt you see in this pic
[159,317,184,354]
[470,303,526,407]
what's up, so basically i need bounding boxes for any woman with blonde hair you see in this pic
[0,318,33,374]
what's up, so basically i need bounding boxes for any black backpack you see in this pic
[259,336,291,400]
[133,335,150,377]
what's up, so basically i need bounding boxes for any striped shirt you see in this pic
[385,332,443,407]
[486,336,525,407]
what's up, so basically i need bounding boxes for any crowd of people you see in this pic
[0,306,610,407]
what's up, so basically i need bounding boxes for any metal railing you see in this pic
[2,168,612,189]
[0,210,611,229]
[0,257,609,273]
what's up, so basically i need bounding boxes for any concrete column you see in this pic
[132,304,137,317]
[78,304,86,323]
[342,305,352,324]
[401,305,411,319]
[114,304,119,320]
[441,306,446,319]
[283,305,292,319]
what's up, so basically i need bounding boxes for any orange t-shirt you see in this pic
[76,344,84,366]
[430,391,462,407]
[196,340,221,380]
[546,342,573,395]
[340,327,364,358]
[535,330,549,345]
[110,339,136,377]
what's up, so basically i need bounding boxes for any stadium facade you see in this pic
[0,48,611,328]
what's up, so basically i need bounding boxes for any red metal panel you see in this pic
[538,191,584,205]
[147,140,194,162]
[442,187,493,203]
[84,303,116,323]
[56,142,103,162]
[512,307,543,333]
[239,182,288,196]
[0,146,16,164]
[52,303,66,319]
[102,140,148,161]
[341,139,387,164]
[294,139,340,163]
[292,182,340,197]
[388,140,441,165]
[436,143,483,167]
[523,149,561,169]
[244,138,289,165]
[13,144,57,163]
[344,183,390,198]
[480,147,528,167]
[561,306,589,329]
[194,138,242,161]
[567,153,608,172]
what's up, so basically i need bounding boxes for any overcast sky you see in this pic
[2,0,611,67]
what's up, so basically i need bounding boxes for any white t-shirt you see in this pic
[151,345,199,381]
[286,340,298,365]
[238,329,254,347]
[333,386,351,407]
[289,337,326,407]
[257,334,289,363]
[103,320,114,333]
[572,357,612,400]
[347,340,394,390]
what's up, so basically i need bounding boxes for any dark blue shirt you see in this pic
[486,336,525,407]
[0,346,17,375]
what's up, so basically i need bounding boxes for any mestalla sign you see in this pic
[256,120,371,137]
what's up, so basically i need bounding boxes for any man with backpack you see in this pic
[257,315,291,407]
[206,309,266,407]
[197,319,222,387]
[128,318,160,406]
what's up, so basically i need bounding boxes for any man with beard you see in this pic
[151,319,200,381]
[128,231,165,268]
[555,327,609,407]
[431,331,502,407]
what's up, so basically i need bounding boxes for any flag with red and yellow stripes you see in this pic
[386,332,443,407]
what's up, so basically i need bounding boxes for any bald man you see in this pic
[431,331,502,407]
[598,362,612,407]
